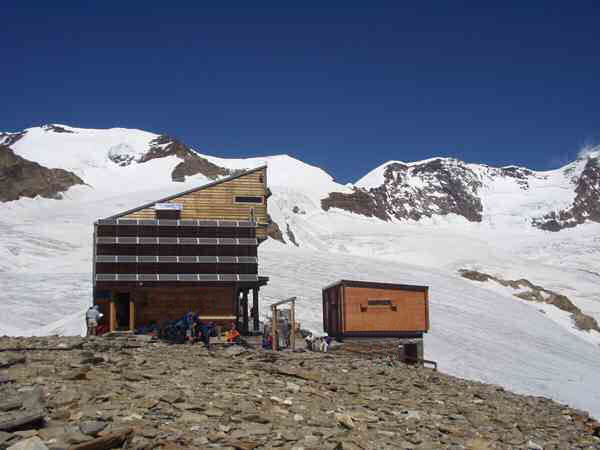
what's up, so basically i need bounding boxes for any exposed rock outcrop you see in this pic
[107,134,230,182]
[286,223,299,246]
[0,145,84,202]
[0,131,26,147]
[321,188,390,220]
[266,215,286,244]
[322,158,484,222]
[459,269,600,332]
[146,136,230,182]
[533,156,600,231]
[42,124,73,134]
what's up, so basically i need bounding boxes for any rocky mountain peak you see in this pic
[107,134,231,182]
[323,157,485,222]
[322,153,600,231]
[41,124,75,134]
[533,155,600,231]
[0,144,83,202]
[0,131,27,147]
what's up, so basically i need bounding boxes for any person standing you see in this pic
[85,305,102,337]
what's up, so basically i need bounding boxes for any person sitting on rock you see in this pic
[197,320,213,349]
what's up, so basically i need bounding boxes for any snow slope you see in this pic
[1,124,599,418]
[2,242,599,418]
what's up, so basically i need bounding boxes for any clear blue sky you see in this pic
[2,1,599,182]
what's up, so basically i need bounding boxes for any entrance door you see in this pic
[115,293,131,330]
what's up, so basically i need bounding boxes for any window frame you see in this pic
[233,195,264,205]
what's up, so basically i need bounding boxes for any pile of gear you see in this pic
[304,334,332,352]
[136,312,242,348]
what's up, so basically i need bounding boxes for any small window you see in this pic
[368,300,392,306]
[155,210,180,220]
[234,196,263,204]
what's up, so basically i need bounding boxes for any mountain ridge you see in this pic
[1,124,599,232]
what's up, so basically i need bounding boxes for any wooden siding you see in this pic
[343,286,428,333]
[122,168,268,239]
[132,286,235,326]
[322,280,429,337]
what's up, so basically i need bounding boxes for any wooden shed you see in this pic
[322,280,429,339]
[92,165,270,334]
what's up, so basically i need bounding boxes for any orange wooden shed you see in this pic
[322,280,429,339]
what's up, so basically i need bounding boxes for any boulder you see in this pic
[7,437,48,450]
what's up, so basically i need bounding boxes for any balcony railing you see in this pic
[96,219,257,227]
[95,273,260,282]
[95,237,257,245]
[95,255,258,264]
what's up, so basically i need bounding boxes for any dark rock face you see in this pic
[108,134,230,182]
[322,158,484,223]
[460,270,492,282]
[145,135,231,182]
[0,131,26,147]
[533,156,600,231]
[43,124,73,134]
[266,215,286,244]
[0,145,84,202]
[286,223,299,247]
[499,166,534,190]
[321,189,390,221]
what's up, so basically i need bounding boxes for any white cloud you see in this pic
[577,141,600,159]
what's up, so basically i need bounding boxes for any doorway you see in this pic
[115,292,131,330]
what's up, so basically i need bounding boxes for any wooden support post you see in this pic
[271,307,278,351]
[233,288,240,330]
[252,287,259,332]
[290,298,296,351]
[129,299,135,331]
[109,296,116,332]
[242,290,249,335]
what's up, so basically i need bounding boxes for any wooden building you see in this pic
[322,280,429,339]
[92,165,270,334]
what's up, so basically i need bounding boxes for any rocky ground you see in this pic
[1,335,599,450]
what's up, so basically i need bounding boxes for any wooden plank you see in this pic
[272,308,278,351]
[252,288,259,332]
[109,299,116,332]
[197,315,236,320]
[290,299,296,351]
[129,299,135,331]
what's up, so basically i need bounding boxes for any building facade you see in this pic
[92,165,269,334]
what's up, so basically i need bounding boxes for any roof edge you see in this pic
[322,279,429,292]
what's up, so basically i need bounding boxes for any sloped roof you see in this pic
[103,165,267,220]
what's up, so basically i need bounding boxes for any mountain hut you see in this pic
[92,165,270,334]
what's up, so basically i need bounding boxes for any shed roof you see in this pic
[102,165,267,220]
[322,279,429,292]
